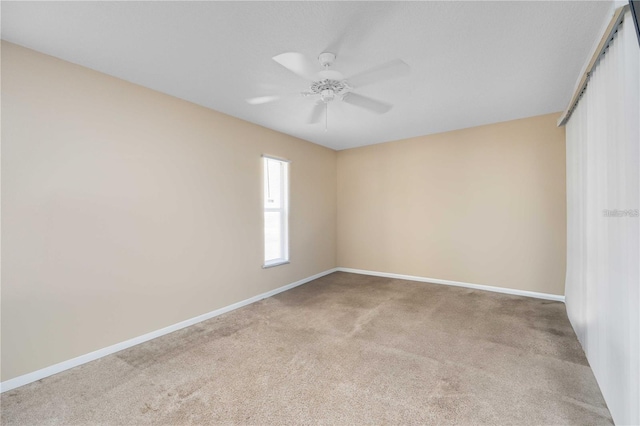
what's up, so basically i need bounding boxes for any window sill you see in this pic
[262,260,290,269]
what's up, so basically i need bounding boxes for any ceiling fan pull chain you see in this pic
[325,102,328,132]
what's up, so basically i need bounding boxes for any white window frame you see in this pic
[262,155,290,268]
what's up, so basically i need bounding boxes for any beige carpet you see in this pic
[1,272,612,425]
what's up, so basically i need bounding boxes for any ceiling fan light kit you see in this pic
[247,50,410,129]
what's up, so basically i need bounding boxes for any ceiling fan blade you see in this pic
[347,59,410,88]
[308,102,325,124]
[342,93,392,114]
[273,52,318,81]
[246,95,282,105]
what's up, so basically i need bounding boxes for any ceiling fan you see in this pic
[247,52,410,127]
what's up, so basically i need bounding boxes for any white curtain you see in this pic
[565,11,639,426]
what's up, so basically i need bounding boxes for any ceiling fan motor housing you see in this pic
[310,79,350,103]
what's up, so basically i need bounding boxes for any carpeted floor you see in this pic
[1,272,612,425]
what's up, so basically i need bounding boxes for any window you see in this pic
[263,155,289,267]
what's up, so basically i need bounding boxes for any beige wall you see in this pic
[1,42,337,381]
[1,41,567,383]
[337,113,566,295]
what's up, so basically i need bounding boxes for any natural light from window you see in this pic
[263,156,289,267]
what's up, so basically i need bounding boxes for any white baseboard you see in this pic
[1,266,563,392]
[336,267,565,302]
[0,268,338,393]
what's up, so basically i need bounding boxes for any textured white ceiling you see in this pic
[1,1,611,150]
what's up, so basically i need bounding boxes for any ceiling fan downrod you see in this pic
[318,52,336,68]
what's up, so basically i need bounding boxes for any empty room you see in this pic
[1,1,639,425]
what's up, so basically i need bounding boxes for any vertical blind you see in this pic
[564,11,639,426]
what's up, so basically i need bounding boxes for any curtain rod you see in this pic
[558,4,630,127]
